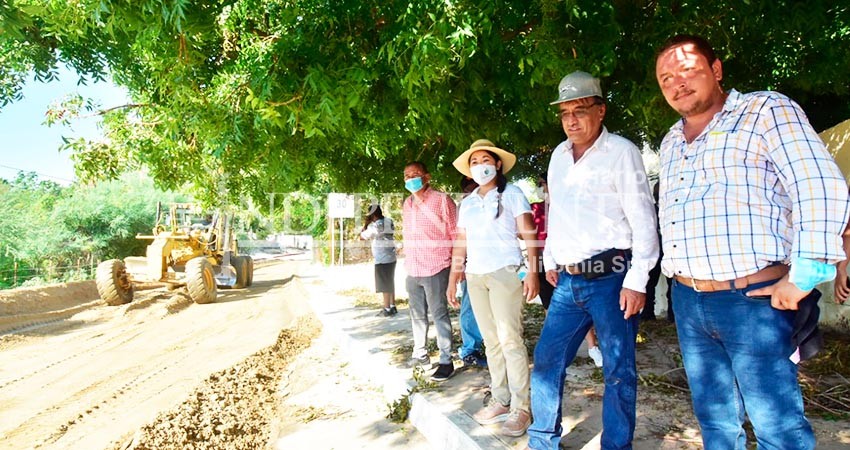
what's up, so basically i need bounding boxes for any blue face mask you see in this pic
[405,177,424,193]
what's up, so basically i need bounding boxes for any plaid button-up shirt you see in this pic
[659,89,849,280]
[402,186,458,277]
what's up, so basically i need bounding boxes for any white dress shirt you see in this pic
[543,127,660,292]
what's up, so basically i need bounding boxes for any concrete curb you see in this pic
[409,392,509,449]
[310,299,411,402]
[300,270,511,450]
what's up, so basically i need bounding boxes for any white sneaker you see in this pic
[588,346,604,368]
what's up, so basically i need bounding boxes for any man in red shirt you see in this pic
[402,161,457,381]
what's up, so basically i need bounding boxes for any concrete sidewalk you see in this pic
[298,258,652,449]
[297,259,518,450]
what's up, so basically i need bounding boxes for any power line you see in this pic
[0,163,75,184]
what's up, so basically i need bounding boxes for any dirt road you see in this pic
[0,259,312,450]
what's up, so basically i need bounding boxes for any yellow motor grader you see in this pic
[95,203,254,305]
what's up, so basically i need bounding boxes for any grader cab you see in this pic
[95,203,254,305]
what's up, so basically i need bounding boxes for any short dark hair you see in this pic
[460,175,477,193]
[537,172,548,185]
[656,34,717,65]
[405,161,428,174]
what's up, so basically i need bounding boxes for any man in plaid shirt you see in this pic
[655,34,849,449]
[402,161,457,381]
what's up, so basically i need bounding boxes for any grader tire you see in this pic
[231,256,247,289]
[245,256,254,287]
[96,259,133,306]
[186,257,217,304]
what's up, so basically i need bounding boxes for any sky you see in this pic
[0,65,130,185]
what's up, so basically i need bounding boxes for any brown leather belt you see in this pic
[674,265,789,293]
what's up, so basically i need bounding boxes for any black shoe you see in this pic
[376,308,392,317]
[389,305,398,315]
[462,350,488,368]
[430,363,454,382]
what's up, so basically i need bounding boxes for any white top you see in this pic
[359,217,397,264]
[543,127,659,292]
[457,183,532,274]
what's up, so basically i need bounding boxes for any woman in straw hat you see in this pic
[446,139,540,437]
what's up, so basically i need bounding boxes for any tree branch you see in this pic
[80,103,151,118]
[267,95,302,107]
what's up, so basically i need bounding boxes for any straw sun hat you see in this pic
[452,139,517,178]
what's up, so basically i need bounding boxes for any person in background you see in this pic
[402,161,457,382]
[642,180,674,323]
[528,71,659,450]
[530,175,554,309]
[582,329,603,368]
[655,34,848,449]
[360,204,397,317]
[447,139,539,437]
[456,176,487,368]
[532,174,603,368]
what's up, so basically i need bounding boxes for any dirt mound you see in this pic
[0,281,105,334]
[0,281,188,333]
[0,281,99,316]
[113,315,321,450]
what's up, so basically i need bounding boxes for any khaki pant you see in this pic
[467,266,529,411]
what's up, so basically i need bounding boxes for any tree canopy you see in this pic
[0,172,188,288]
[2,0,849,205]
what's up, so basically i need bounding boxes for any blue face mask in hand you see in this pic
[405,177,424,193]
[789,258,837,292]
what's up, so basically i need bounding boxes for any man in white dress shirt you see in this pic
[526,71,659,450]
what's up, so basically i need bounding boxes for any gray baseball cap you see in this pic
[550,71,603,105]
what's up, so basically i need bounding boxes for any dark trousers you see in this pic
[642,258,674,322]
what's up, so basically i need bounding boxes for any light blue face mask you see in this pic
[405,177,424,193]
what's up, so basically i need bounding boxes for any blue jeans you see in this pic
[528,271,637,450]
[458,280,484,358]
[672,279,815,450]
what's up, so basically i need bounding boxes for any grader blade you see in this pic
[215,263,237,287]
